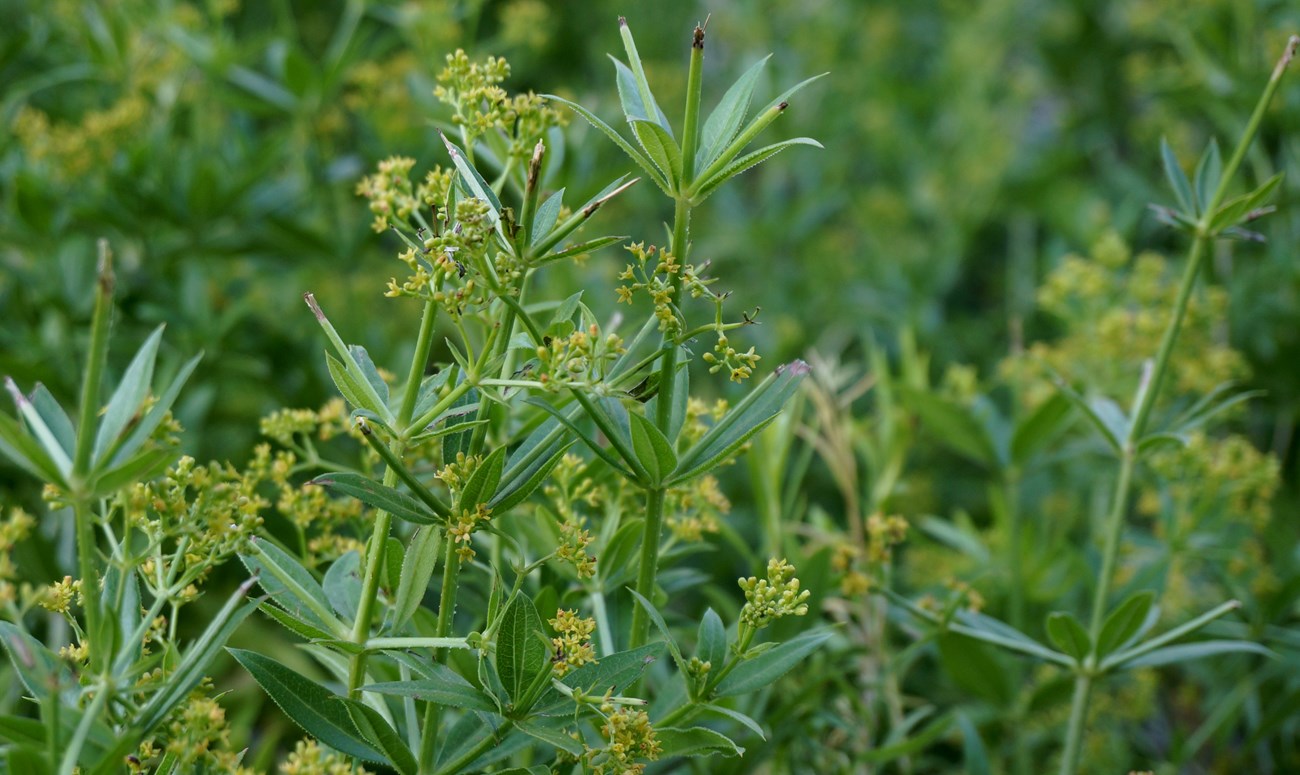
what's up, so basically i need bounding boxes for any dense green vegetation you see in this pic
[2,1,1299,773]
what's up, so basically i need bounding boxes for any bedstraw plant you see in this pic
[229,17,829,774]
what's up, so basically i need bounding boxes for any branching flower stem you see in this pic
[1058,36,1298,775]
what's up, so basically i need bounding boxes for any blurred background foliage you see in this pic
[3,0,1300,770]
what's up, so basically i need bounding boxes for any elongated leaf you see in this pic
[326,352,383,417]
[229,649,383,762]
[1011,393,1072,465]
[699,703,765,740]
[339,699,418,775]
[310,472,440,526]
[644,352,689,443]
[497,594,547,704]
[0,410,64,483]
[628,412,676,486]
[1096,591,1155,658]
[860,710,955,764]
[699,56,771,169]
[657,726,744,758]
[1117,640,1273,669]
[394,527,439,630]
[0,622,72,701]
[241,537,341,632]
[6,378,72,477]
[349,345,389,409]
[90,447,176,497]
[94,325,162,461]
[535,235,628,266]
[1193,138,1222,216]
[534,642,662,716]
[110,353,202,466]
[693,138,823,202]
[532,188,565,242]
[323,550,362,621]
[137,584,259,730]
[716,629,832,696]
[628,590,686,673]
[671,361,809,484]
[460,445,506,511]
[543,95,669,193]
[526,398,635,479]
[1045,612,1090,661]
[936,634,1013,707]
[440,133,504,234]
[365,670,497,713]
[630,120,681,189]
[441,384,479,462]
[30,385,74,461]
[610,40,671,133]
[491,441,572,513]
[1051,379,1124,453]
[0,715,44,747]
[1210,172,1284,233]
[696,608,726,669]
[260,603,336,642]
[1161,137,1196,215]
[516,718,585,755]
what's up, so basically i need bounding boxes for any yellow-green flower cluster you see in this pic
[616,243,679,331]
[665,475,729,542]
[434,50,566,158]
[739,558,812,629]
[278,738,372,775]
[0,507,34,607]
[586,704,662,775]
[550,608,597,677]
[448,503,493,563]
[703,332,761,383]
[535,324,625,390]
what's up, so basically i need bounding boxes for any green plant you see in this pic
[229,18,829,774]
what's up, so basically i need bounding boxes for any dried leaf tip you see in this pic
[303,292,325,321]
[96,238,115,295]
[778,101,789,111]
[618,16,627,27]
[693,24,705,49]
[1277,35,1300,77]
[779,360,811,377]
[3,376,30,408]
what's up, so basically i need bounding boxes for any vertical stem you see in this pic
[347,299,440,696]
[72,240,114,673]
[1003,470,1025,631]
[1059,38,1297,774]
[419,538,462,771]
[629,487,667,649]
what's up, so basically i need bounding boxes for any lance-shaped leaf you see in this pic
[630,119,681,189]
[692,137,823,203]
[669,361,809,485]
[532,188,565,244]
[628,590,686,673]
[310,472,441,526]
[614,21,672,134]
[698,55,771,170]
[657,727,744,759]
[229,649,384,762]
[365,664,498,713]
[491,434,574,513]
[534,643,662,716]
[440,132,504,231]
[629,411,676,486]
[5,378,72,479]
[544,95,669,193]
[1010,392,1073,466]
[305,293,393,424]
[393,527,440,631]
[338,699,418,775]
[715,629,834,696]
[1161,137,1196,215]
[1209,172,1284,234]
[0,410,65,483]
[1115,640,1273,669]
[496,594,548,705]
[93,324,162,462]
[109,352,202,466]
[1050,378,1126,454]
[526,398,637,480]
[1045,612,1091,662]
[1193,138,1222,215]
[459,445,506,511]
[696,608,727,669]
[1096,591,1157,659]
[241,537,343,633]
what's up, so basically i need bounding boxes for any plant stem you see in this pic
[419,538,463,770]
[1058,38,1297,774]
[432,719,515,775]
[347,299,440,697]
[629,487,666,650]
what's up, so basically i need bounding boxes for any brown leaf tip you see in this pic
[304,292,324,321]
[693,25,705,49]
[780,360,811,377]
[618,16,627,27]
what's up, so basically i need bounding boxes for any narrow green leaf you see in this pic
[228,648,383,762]
[323,550,363,622]
[936,634,1013,707]
[1118,640,1273,670]
[394,527,439,631]
[440,132,504,237]
[89,447,176,497]
[260,603,336,642]
[628,412,676,485]
[94,325,162,461]
[627,589,686,673]
[109,353,202,466]
[339,699,418,775]
[1193,138,1222,216]
[532,188,565,242]
[1010,393,1073,466]
[5,378,72,477]
[699,56,771,169]
[137,582,259,731]
[525,398,635,480]
[657,726,744,758]
[0,621,72,701]
[671,361,809,484]
[644,352,688,443]
[490,441,573,513]
[1045,612,1091,661]
[716,629,832,697]
[611,28,671,133]
[310,472,440,526]
[516,718,585,755]
[1096,591,1156,658]
[348,345,390,409]
[241,537,343,632]
[1051,379,1124,453]
[543,95,670,193]
[696,608,726,669]
[326,352,384,418]
[497,594,548,704]
[699,703,765,741]
[693,138,823,202]
[441,384,478,463]
[1210,172,1284,233]
[535,235,627,266]
[365,669,498,713]
[0,715,44,747]
[899,387,1000,468]
[30,384,75,461]
[630,120,681,189]
[1161,137,1196,215]
[0,410,64,483]
[459,445,506,511]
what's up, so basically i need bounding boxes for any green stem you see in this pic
[347,300,441,697]
[71,241,114,672]
[1058,39,1297,775]
[59,681,110,775]
[419,537,463,771]
[628,487,666,650]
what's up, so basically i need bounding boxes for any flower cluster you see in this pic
[535,324,625,390]
[739,558,812,629]
[0,507,34,607]
[278,738,372,775]
[585,704,662,775]
[665,475,729,542]
[550,608,598,677]
[448,503,493,563]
